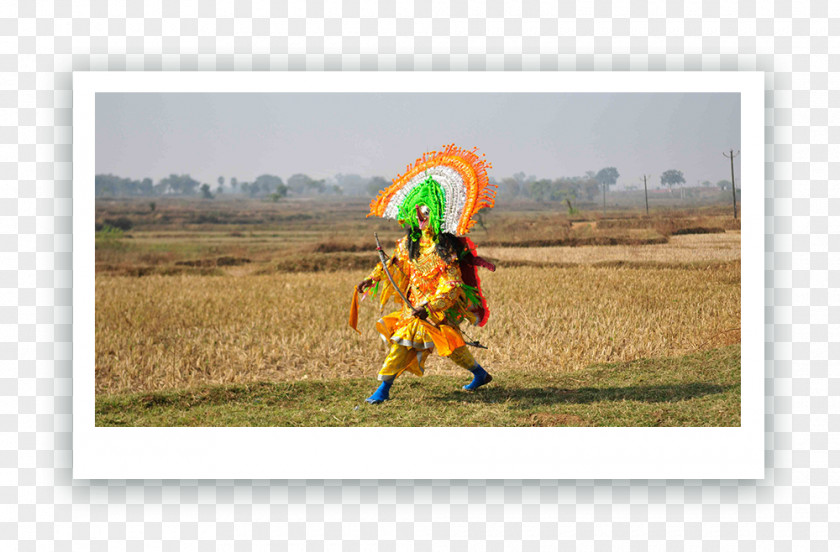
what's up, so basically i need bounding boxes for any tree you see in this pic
[95,174,117,196]
[579,176,600,201]
[717,179,732,191]
[334,173,367,196]
[200,183,214,199]
[269,181,288,202]
[254,174,286,197]
[230,177,238,193]
[306,178,326,195]
[523,178,579,203]
[511,172,537,198]
[595,167,620,189]
[95,174,156,197]
[660,169,685,194]
[595,167,620,214]
[240,182,258,197]
[498,177,519,198]
[512,171,528,198]
[529,179,553,202]
[153,178,168,196]
[217,176,225,190]
[288,173,317,195]
[156,174,201,196]
[701,180,712,188]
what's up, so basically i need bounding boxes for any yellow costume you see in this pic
[350,143,496,403]
[363,228,479,381]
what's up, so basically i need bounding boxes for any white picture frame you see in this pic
[74,71,764,480]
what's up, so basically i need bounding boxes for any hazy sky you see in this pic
[96,92,740,189]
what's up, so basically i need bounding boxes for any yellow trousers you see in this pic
[378,343,478,381]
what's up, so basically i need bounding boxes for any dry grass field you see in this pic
[482,232,741,265]
[94,197,741,426]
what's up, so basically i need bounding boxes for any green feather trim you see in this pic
[461,283,481,307]
[397,176,446,236]
[445,307,466,325]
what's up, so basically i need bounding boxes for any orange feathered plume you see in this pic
[368,144,495,235]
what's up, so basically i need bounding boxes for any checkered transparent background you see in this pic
[1,0,837,549]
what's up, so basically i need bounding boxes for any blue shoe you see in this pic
[365,379,393,404]
[463,366,493,391]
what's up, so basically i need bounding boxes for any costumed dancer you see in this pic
[348,144,498,404]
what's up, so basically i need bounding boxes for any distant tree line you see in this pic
[96,172,377,200]
[96,168,735,201]
[495,166,734,205]
[496,169,619,204]
[498,173,601,203]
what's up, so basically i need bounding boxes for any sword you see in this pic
[461,331,488,349]
[374,232,413,308]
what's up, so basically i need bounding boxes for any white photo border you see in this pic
[74,71,764,480]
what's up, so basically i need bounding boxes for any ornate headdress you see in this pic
[368,144,496,236]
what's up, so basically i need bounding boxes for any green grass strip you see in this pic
[96,345,740,427]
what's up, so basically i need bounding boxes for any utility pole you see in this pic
[602,181,606,216]
[723,149,740,219]
[641,174,650,216]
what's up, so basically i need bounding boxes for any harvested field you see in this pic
[482,231,741,266]
[95,262,739,395]
[94,198,742,427]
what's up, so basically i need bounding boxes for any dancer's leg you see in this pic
[448,346,493,390]
[366,343,411,404]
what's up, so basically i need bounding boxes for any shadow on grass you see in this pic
[436,382,735,407]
